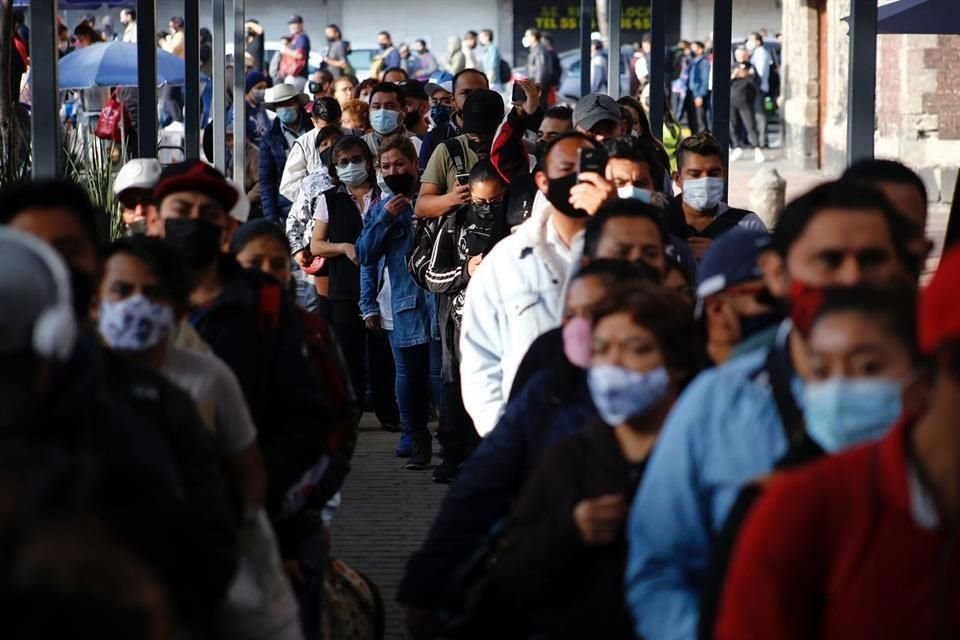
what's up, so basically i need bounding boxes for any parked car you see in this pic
[345,48,379,81]
[512,48,631,103]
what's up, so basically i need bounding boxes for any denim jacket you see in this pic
[356,198,439,349]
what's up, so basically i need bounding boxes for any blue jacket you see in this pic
[686,55,711,99]
[258,116,312,223]
[397,366,598,606]
[625,322,803,640]
[356,198,439,349]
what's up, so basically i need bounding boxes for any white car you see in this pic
[225,40,324,74]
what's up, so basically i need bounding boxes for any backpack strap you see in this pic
[441,137,468,176]
[695,208,749,239]
[763,334,805,446]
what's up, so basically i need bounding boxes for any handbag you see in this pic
[95,91,131,142]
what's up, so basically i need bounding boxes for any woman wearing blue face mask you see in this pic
[491,284,702,639]
[698,282,923,639]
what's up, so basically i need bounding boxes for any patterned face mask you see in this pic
[98,294,175,351]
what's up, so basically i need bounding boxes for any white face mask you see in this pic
[522,36,533,49]
[617,185,653,203]
[98,294,175,351]
[377,175,393,197]
[681,176,725,212]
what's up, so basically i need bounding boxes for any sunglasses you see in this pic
[309,82,327,94]
[118,190,153,210]
[336,155,365,168]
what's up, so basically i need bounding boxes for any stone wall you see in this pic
[780,0,820,169]
[873,33,960,204]
[785,0,959,203]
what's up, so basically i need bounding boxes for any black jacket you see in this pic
[422,204,496,380]
[397,367,598,608]
[190,256,335,518]
[493,422,648,639]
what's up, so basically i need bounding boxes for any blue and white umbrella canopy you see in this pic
[58,42,187,89]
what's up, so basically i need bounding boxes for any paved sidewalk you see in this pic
[330,417,447,639]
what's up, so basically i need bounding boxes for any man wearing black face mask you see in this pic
[151,161,338,634]
[418,68,489,171]
[460,131,616,436]
[696,229,782,365]
[416,88,505,219]
[397,80,430,138]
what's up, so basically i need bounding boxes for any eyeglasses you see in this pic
[336,155,365,168]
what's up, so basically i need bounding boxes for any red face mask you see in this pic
[788,280,826,336]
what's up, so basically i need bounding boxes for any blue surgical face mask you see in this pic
[588,364,670,426]
[617,185,653,203]
[276,106,299,125]
[682,176,725,212]
[370,108,400,134]
[803,377,903,453]
[337,161,368,187]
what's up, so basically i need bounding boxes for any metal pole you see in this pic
[580,0,593,97]
[29,0,60,177]
[233,0,246,182]
[607,0,621,99]
[648,0,666,139]
[846,0,877,163]
[212,0,227,171]
[136,0,157,158]
[184,0,201,158]
[711,0,733,193]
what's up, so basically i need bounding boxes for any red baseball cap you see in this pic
[153,160,238,212]
[919,246,960,355]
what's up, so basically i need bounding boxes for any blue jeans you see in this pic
[291,260,320,313]
[387,335,443,439]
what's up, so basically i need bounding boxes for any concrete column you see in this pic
[497,0,514,69]
[780,0,819,169]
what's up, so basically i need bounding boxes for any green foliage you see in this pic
[63,131,126,241]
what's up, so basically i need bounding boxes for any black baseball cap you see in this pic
[310,97,342,122]
[288,14,303,24]
[396,80,428,102]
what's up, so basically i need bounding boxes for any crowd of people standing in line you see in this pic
[2,9,958,640]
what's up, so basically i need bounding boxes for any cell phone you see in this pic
[577,147,608,177]
[511,83,526,104]
[455,173,471,186]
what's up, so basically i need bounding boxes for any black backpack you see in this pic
[498,58,512,84]
[407,138,468,286]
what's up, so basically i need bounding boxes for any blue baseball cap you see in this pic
[425,71,454,95]
[696,229,772,300]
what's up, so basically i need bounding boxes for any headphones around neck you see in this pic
[1,228,78,362]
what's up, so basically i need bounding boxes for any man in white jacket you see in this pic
[459,131,616,435]
[278,97,343,202]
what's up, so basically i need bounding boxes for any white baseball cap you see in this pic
[114,158,162,198]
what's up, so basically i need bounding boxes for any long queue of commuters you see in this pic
[1,14,959,640]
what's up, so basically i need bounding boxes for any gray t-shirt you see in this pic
[327,40,348,78]
[161,345,257,456]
